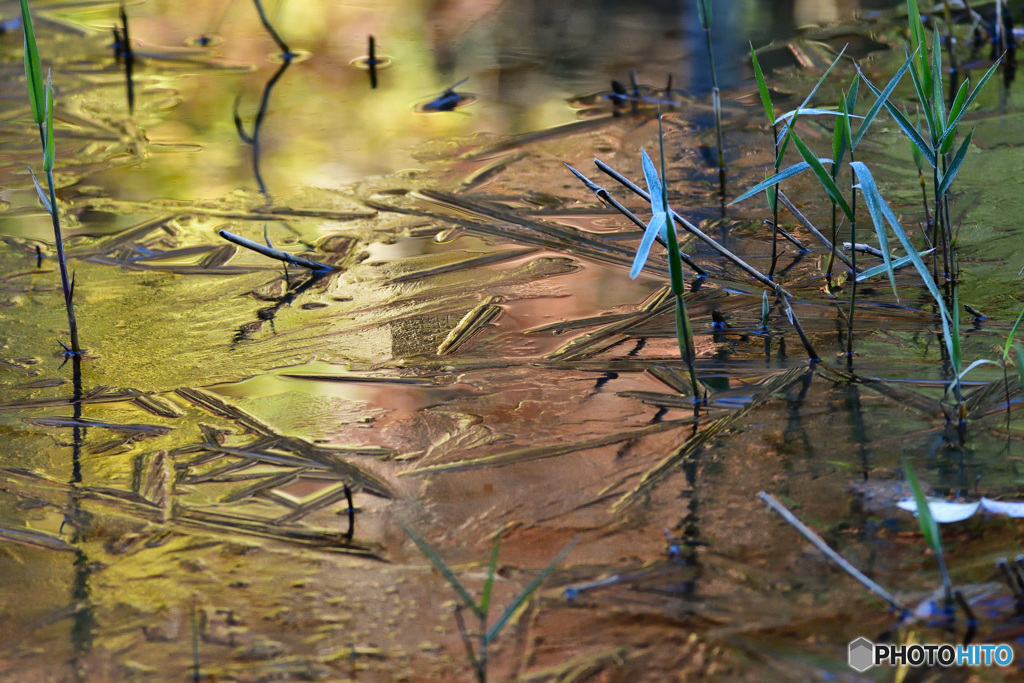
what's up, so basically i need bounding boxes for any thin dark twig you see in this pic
[219,229,334,271]
[759,491,908,615]
[565,164,707,276]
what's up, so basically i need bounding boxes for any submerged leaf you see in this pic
[401,524,484,619]
[897,499,981,523]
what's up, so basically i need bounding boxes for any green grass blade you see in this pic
[1013,342,1024,389]
[20,0,44,125]
[936,58,1001,150]
[851,161,898,299]
[765,172,777,213]
[936,126,974,200]
[904,460,942,557]
[402,523,484,619]
[43,69,53,172]
[485,539,575,644]
[945,78,970,127]
[696,0,710,30]
[479,532,502,616]
[846,73,859,114]
[792,131,853,220]
[855,248,934,282]
[852,49,916,149]
[932,26,946,132]
[1002,308,1024,361]
[730,160,828,205]
[832,95,848,170]
[907,0,931,96]
[750,43,775,125]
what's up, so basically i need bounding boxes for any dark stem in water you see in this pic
[252,0,291,57]
[43,153,80,356]
[233,55,293,197]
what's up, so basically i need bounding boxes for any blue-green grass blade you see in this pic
[479,533,502,616]
[846,73,859,114]
[641,148,665,215]
[792,132,853,220]
[401,524,484,618]
[774,46,848,160]
[43,70,53,172]
[940,80,969,154]
[750,43,775,125]
[20,0,44,125]
[1003,308,1024,361]
[937,58,1000,150]
[858,67,936,166]
[485,539,575,644]
[730,159,832,205]
[851,161,898,299]
[630,211,666,279]
[852,49,916,149]
[761,291,769,327]
[955,358,1000,384]
[936,127,974,200]
[855,248,934,282]
[865,166,955,359]
[27,166,51,214]
[776,108,862,125]
[904,460,943,556]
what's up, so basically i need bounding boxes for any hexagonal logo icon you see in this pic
[848,637,875,672]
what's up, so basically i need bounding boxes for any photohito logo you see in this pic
[848,638,1014,671]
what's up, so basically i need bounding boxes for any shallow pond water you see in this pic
[2,0,1024,681]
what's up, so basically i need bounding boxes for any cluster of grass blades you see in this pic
[21,0,80,358]
[402,525,574,683]
[733,0,1004,422]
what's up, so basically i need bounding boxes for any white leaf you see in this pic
[897,499,980,523]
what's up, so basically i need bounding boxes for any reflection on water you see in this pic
[2,0,1024,680]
